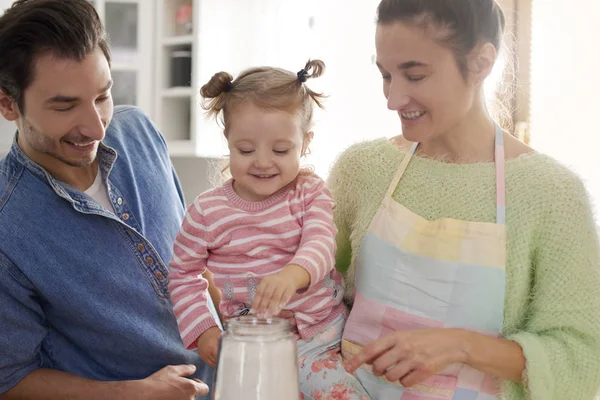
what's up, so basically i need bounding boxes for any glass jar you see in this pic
[213,316,300,400]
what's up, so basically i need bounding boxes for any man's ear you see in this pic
[0,89,20,121]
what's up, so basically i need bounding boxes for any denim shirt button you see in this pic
[121,213,129,221]
[155,271,164,279]
[137,243,145,251]
[117,198,123,206]
[145,256,154,265]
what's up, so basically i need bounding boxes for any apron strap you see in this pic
[386,124,507,225]
[386,141,418,197]
[494,124,506,225]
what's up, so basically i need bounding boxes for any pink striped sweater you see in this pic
[168,174,345,349]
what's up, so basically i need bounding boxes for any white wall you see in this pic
[530,0,600,212]
[171,156,222,205]
[293,1,399,177]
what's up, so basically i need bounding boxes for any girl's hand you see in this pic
[345,328,469,387]
[196,327,222,368]
[251,264,310,319]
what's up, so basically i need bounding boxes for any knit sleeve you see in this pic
[327,146,361,305]
[290,176,337,289]
[327,155,353,275]
[504,176,600,400]
[168,198,218,350]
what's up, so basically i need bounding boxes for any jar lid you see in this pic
[225,316,292,341]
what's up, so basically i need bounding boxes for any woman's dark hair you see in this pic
[0,0,111,112]
[377,0,506,78]
[377,0,514,130]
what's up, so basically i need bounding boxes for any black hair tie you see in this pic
[297,68,308,83]
[223,81,233,92]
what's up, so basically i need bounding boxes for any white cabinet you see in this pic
[89,0,154,115]
[153,0,196,156]
[153,0,319,158]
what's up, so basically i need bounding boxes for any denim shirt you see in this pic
[0,106,215,395]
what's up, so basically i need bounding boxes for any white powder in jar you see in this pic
[213,337,300,400]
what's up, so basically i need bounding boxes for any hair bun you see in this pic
[200,71,234,98]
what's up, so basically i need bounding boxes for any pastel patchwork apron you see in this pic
[342,125,507,400]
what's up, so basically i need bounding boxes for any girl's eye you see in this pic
[274,150,289,155]
[238,149,254,155]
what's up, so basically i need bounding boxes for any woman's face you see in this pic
[375,21,477,143]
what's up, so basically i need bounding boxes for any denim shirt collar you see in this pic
[8,133,118,211]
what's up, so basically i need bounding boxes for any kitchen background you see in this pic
[0,0,598,214]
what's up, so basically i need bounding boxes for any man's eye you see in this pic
[55,106,74,112]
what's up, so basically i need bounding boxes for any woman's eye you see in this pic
[274,150,289,155]
[238,149,254,155]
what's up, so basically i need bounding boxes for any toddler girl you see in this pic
[168,60,368,399]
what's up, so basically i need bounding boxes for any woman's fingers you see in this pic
[370,345,405,376]
[399,368,434,388]
[345,334,396,373]
[382,359,417,383]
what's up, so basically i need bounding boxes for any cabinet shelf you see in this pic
[163,35,194,46]
[89,0,153,114]
[162,87,194,98]
[111,62,138,72]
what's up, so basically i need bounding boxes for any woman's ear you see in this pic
[302,131,314,156]
[468,42,498,86]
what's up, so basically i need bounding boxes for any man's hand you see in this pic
[0,366,210,400]
[133,364,210,399]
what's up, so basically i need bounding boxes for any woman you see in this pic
[328,0,600,399]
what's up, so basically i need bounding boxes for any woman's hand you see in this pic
[344,328,469,387]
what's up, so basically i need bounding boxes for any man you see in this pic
[0,1,215,398]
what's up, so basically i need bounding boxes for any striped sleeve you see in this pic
[290,177,337,288]
[168,198,218,350]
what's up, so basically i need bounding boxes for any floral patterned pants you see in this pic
[297,314,370,400]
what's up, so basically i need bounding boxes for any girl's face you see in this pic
[227,102,309,202]
[376,21,478,143]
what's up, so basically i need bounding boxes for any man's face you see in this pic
[0,48,113,172]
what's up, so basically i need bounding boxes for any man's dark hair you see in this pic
[0,0,111,112]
